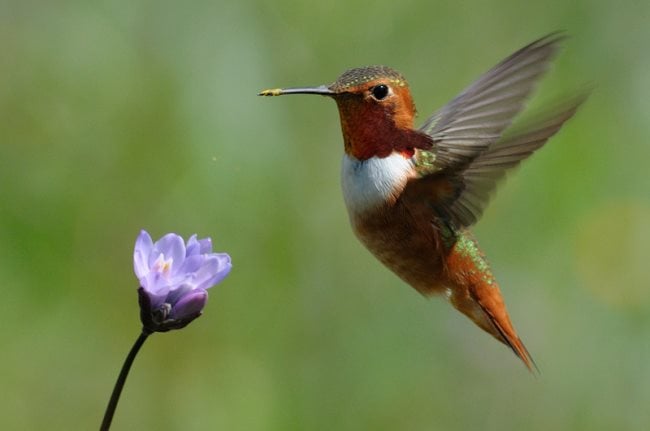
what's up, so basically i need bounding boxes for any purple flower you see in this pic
[134,230,231,333]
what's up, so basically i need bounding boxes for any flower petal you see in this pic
[176,254,205,279]
[169,289,208,320]
[194,253,232,290]
[144,270,173,296]
[165,283,193,305]
[186,235,213,256]
[197,237,213,254]
[140,287,167,312]
[185,234,200,256]
[151,233,186,271]
[133,230,153,279]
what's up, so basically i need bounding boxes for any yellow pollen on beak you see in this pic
[259,88,283,96]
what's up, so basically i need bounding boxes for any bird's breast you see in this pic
[341,153,446,294]
[340,152,414,215]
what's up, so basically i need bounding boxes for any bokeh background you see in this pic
[2,0,649,429]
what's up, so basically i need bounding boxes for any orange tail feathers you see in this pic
[446,234,538,372]
[448,282,538,373]
[472,289,538,373]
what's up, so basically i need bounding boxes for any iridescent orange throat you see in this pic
[334,91,433,160]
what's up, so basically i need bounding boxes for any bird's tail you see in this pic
[448,280,538,373]
[446,234,538,373]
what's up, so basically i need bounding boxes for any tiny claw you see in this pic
[258,88,283,96]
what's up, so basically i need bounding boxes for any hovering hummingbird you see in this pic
[259,34,586,371]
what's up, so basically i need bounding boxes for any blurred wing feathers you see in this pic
[408,94,587,228]
[419,33,564,170]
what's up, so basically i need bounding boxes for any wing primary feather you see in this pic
[411,91,588,229]
[419,33,565,171]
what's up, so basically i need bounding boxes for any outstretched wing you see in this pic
[419,33,564,171]
[404,95,587,228]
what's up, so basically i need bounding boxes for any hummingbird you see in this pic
[259,34,586,371]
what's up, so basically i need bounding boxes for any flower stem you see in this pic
[100,331,150,431]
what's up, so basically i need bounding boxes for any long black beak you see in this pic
[258,85,334,97]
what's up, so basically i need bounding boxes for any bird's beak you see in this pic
[258,85,334,97]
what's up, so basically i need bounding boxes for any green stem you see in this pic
[100,331,150,431]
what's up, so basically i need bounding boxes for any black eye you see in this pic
[371,84,389,100]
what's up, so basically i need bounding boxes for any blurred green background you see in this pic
[2,0,649,429]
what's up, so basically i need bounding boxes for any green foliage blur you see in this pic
[1,0,649,429]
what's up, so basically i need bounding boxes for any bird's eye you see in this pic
[371,84,389,100]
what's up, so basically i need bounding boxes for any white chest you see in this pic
[340,153,414,215]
